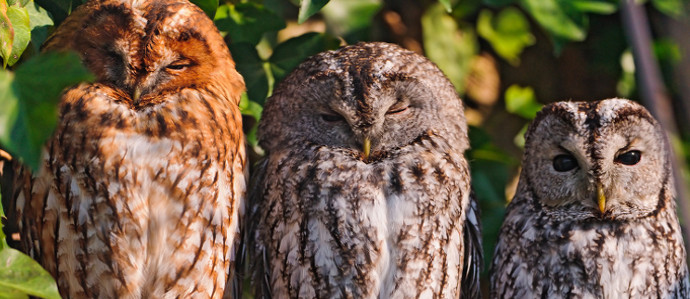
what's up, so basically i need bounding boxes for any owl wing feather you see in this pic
[461,191,483,299]
[246,157,272,299]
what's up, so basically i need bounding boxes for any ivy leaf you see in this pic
[477,8,535,65]
[190,0,217,19]
[215,3,285,46]
[0,0,14,68]
[3,2,30,67]
[0,247,61,299]
[268,32,340,85]
[504,84,542,119]
[297,0,329,24]
[26,1,53,51]
[0,51,93,171]
[229,42,269,105]
[421,3,477,94]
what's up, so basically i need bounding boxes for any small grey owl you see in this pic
[490,99,690,298]
[247,42,482,298]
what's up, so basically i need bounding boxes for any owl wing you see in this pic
[246,157,272,299]
[461,191,483,299]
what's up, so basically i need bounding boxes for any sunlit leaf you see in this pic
[0,248,61,299]
[297,0,329,24]
[229,42,269,105]
[519,0,586,51]
[504,84,541,119]
[26,1,53,51]
[438,0,452,12]
[268,32,340,85]
[0,51,93,171]
[4,4,29,66]
[652,0,685,18]
[0,0,14,68]
[190,0,217,19]
[477,8,535,65]
[320,0,381,41]
[422,3,477,94]
[215,3,285,46]
[570,0,617,14]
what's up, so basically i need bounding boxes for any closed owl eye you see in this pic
[386,101,409,115]
[166,58,195,71]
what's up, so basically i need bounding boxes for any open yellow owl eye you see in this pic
[615,150,641,165]
[553,154,578,172]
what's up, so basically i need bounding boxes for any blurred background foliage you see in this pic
[0,0,689,297]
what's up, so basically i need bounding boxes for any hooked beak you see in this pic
[597,182,606,214]
[363,137,371,160]
[132,86,142,105]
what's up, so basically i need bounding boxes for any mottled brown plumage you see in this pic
[491,99,689,298]
[248,42,482,298]
[12,0,246,297]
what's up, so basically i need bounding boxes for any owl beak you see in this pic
[363,137,371,159]
[597,182,606,214]
[132,87,142,104]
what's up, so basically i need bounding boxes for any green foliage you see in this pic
[0,51,93,171]
[190,0,218,19]
[505,85,541,119]
[215,3,286,45]
[477,7,535,65]
[297,0,329,23]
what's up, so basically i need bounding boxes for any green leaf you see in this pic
[215,3,285,46]
[320,0,381,40]
[268,32,340,85]
[5,4,29,66]
[438,0,452,12]
[651,0,685,18]
[421,3,477,94]
[190,0,217,19]
[519,0,586,44]
[297,0,329,24]
[0,0,13,68]
[482,0,516,6]
[477,8,535,65]
[0,248,61,299]
[0,51,93,171]
[26,1,53,51]
[504,84,541,119]
[229,42,269,105]
[570,0,617,14]
[0,190,6,250]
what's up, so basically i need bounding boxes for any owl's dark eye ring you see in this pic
[321,113,344,122]
[553,154,578,172]
[615,150,642,165]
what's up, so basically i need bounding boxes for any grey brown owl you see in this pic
[247,42,482,298]
[490,99,690,298]
[11,0,246,297]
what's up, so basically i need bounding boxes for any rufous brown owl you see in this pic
[247,42,482,298]
[490,99,689,298]
[11,0,247,298]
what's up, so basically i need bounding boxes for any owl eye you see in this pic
[166,59,194,71]
[321,113,344,122]
[615,150,641,165]
[387,103,409,115]
[553,154,578,172]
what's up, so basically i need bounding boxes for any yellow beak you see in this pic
[597,183,606,214]
[132,87,142,104]
[363,137,371,160]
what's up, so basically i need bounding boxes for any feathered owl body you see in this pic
[13,0,246,298]
[491,99,689,298]
[249,42,481,298]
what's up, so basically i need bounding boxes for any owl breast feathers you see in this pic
[491,99,690,298]
[247,42,482,299]
[12,0,247,298]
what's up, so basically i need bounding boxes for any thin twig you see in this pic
[620,0,690,250]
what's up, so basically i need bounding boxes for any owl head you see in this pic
[258,42,468,160]
[42,0,244,107]
[519,99,671,220]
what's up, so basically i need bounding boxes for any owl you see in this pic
[247,42,482,298]
[11,0,247,298]
[490,99,690,298]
